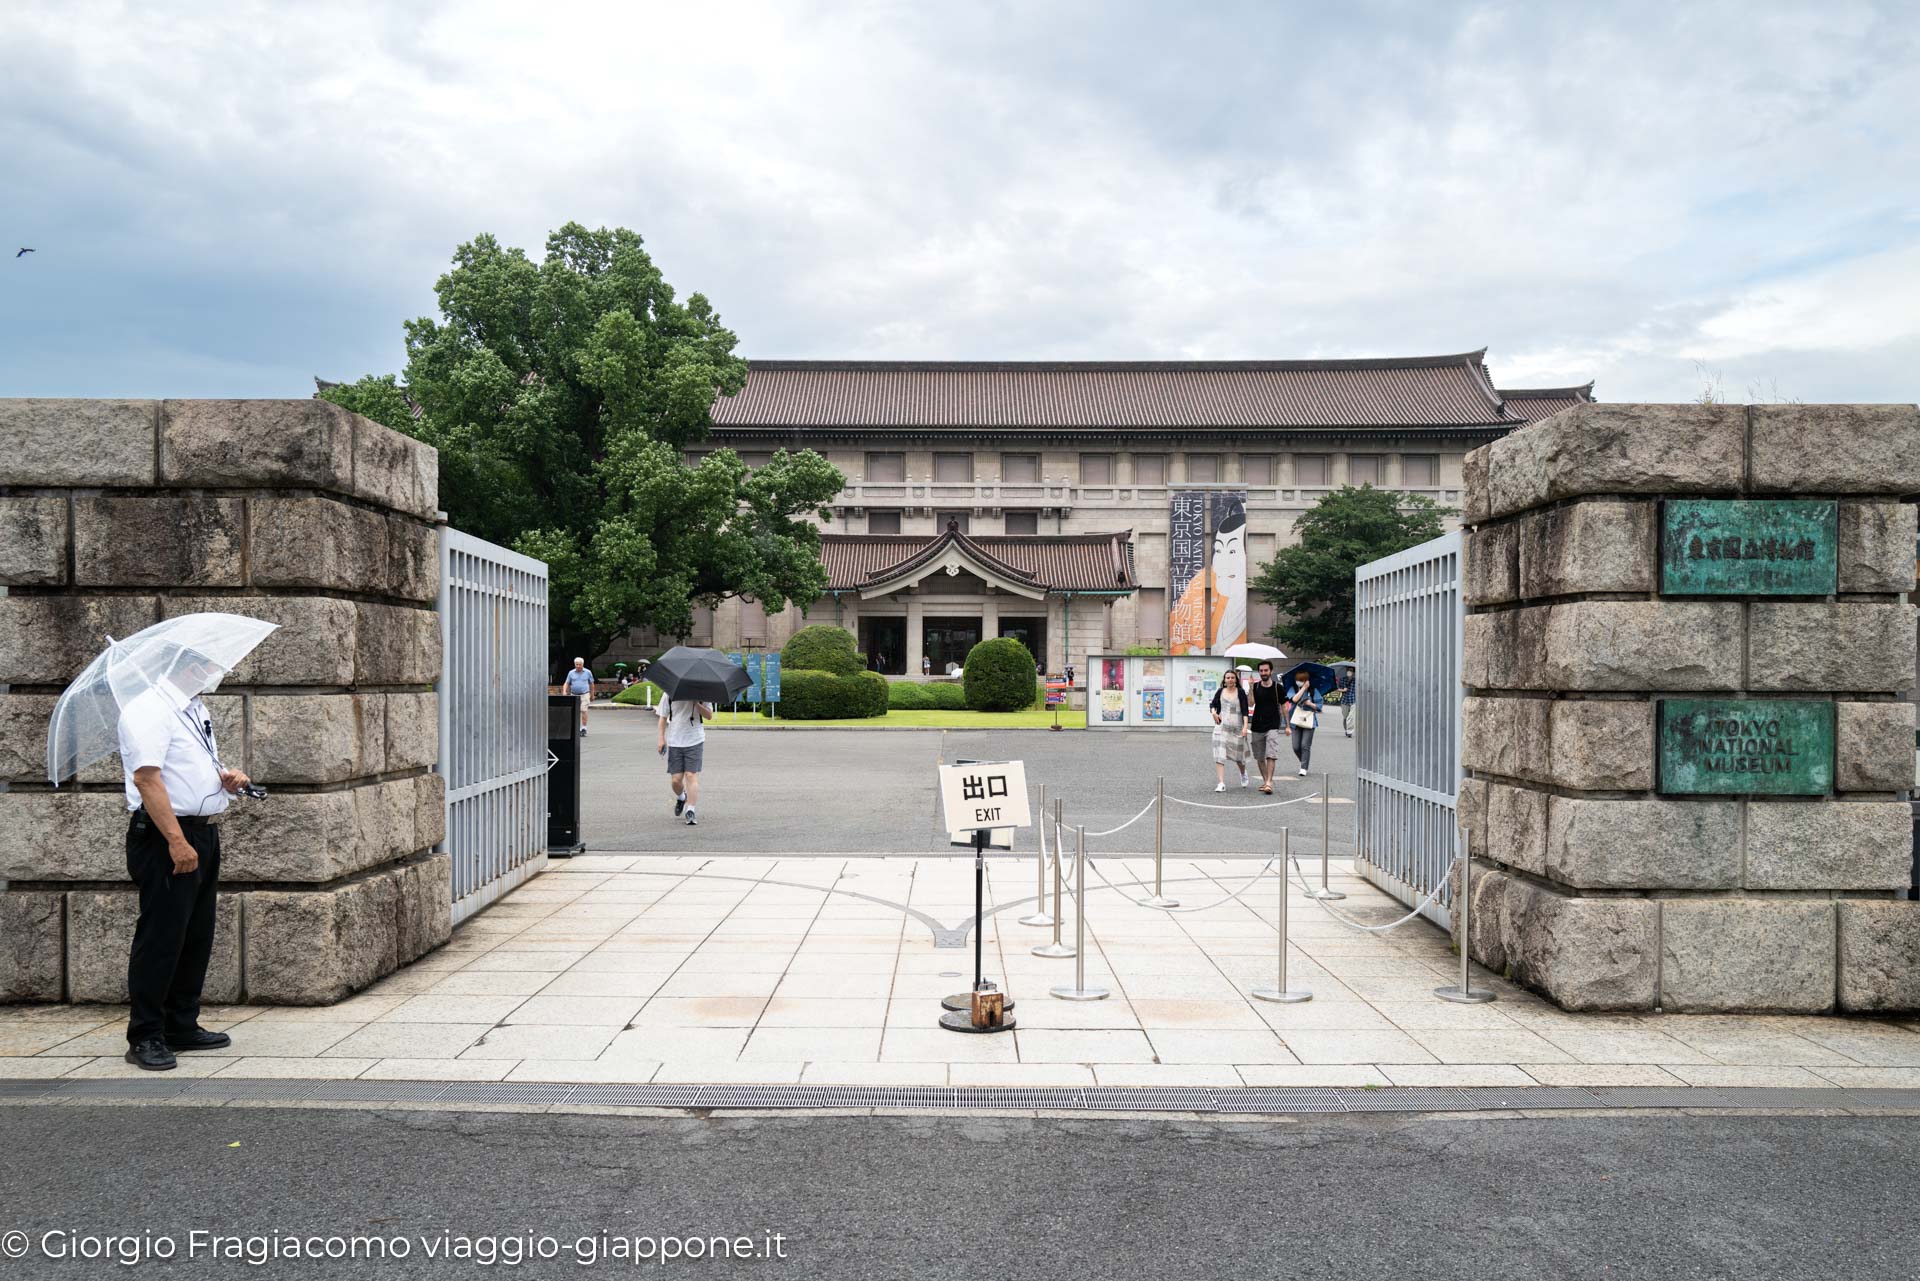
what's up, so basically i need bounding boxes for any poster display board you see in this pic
[1084,654,1231,728]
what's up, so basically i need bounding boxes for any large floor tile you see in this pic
[758,998,892,1029]
[210,1056,375,1079]
[1130,999,1269,1031]
[629,998,767,1028]
[881,1029,1020,1064]
[1279,1030,1437,1065]
[951,1062,1096,1087]
[1015,1029,1157,1064]
[800,1061,949,1086]
[360,1057,513,1081]
[324,1022,492,1059]
[603,1027,751,1061]
[508,996,646,1027]
[1147,1029,1294,1065]
[741,1027,883,1062]
[461,1024,619,1061]
[383,995,524,1025]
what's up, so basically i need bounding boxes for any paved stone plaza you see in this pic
[6,848,1920,1088]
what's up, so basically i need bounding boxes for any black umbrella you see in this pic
[649,646,752,704]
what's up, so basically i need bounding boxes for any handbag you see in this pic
[1290,705,1317,729]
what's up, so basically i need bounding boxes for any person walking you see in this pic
[1336,665,1358,738]
[117,657,253,1070]
[1283,667,1325,777]
[1247,659,1285,794]
[657,694,714,826]
[565,657,595,736]
[1209,668,1252,791]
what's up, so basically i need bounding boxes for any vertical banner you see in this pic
[1169,490,1248,654]
[1168,490,1209,654]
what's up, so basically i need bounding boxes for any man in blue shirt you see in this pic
[564,658,595,736]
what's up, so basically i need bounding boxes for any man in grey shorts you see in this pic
[656,695,713,826]
[1247,660,1287,794]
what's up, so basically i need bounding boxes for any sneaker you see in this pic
[125,1038,176,1071]
[579,727,587,737]
[1214,782,1227,793]
[673,792,686,817]
[1298,767,1308,776]
[166,1027,231,1052]
[685,808,697,826]
[1240,773,1250,789]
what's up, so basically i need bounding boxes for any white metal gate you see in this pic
[1354,531,1463,929]
[438,526,550,924]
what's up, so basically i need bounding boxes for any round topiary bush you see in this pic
[887,680,933,710]
[852,670,889,717]
[963,637,1038,711]
[781,625,866,677]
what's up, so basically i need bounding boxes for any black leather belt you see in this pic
[131,809,216,828]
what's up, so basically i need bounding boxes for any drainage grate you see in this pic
[1588,1087,1712,1109]
[0,1080,59,1100]
[1457,1087,1602,1111]
[1211,1088,1346,1114]
[1844,1089,1920,1110]
[437,1083,577,1105]
[567,1084,702,1108]
[56,1079,186,1099]
[813,1086,952,1109]
[1674,1087,1855,1109]
[951,1087,1086,1110]
[303,1081,450,1103]
[1337,1088,1472,1112]
[184,1079,319,1102]
[1082,1087,1215,1112]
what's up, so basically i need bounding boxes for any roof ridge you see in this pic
[745,352,1493,373]
[1497,382,1597,398]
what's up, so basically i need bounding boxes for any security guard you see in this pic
[117,657,252,1070]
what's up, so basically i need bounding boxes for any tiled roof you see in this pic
[822,528,1138,592]
[714,353,1536,429]
[1497,383,1596,423]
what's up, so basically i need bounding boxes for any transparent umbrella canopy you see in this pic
[1223,641,1288,663]
[46,612,279,786]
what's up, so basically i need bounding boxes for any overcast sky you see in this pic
[3,1,1917,404]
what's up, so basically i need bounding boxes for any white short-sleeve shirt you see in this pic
[118,685,229,817]
[657,699,707,749]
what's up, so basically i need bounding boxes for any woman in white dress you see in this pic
[1209,668,1252,791]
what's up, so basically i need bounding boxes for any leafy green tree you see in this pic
[320,223,844,672]
[1251,485,1452,655]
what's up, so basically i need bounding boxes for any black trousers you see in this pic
[125,813,221,1046]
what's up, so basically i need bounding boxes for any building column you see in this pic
[1046,597,1067,674]
[980,593,1000,640]
[905,593,925,675]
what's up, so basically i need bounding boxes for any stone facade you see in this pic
[1459,402,1920,1013]
[0,399,449,1004]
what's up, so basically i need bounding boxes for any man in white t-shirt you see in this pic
[656,696,714,826]
[564,658,595,736]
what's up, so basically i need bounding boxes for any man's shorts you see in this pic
[666,744,704,775]
[1250,729,1286,762]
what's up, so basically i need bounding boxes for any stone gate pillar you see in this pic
[1459,404,1918,1012]
[0,399,449,1005]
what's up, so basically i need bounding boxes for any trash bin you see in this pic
[548,693,585,856]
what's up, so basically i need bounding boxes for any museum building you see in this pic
[601,350,1593,677]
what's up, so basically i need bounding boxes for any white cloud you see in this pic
[1,0,1916,404]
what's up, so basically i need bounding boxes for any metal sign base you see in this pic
[1018,911,1054,927]
[1433,985,1496,1005]
[1031,941,1075,958]
[1049,983,1109,1002]
[1144,894,1180,908]
[938,1011,1017,1034]
[1304,886,1345,901]
[1252,987,1312,1004]
[941,993,1016,1014]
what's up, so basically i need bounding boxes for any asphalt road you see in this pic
[3,1105,1915,1279]
[580,707,1357,856]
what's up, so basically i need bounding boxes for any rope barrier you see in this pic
[1163,794,1318,812]
[1286,854,1458,934]
[1084,853,1278,915]
[1080,798,1160,837]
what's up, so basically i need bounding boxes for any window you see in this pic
[1403,454,1439,487]
[867,510,902,534]
[933,452,974,483]
[1242,454,1274,485]
[685,451,709,467]
[1187,454,1219,483]
[935,511,971,534]
[739,451,772,470]
[865,451,905,482]
[1002,453,1040,484]
[1349,454,1384,485]
[1134,453,1167,485]
[1080,453,1114,484]
[1005,511,1039,535]
[1294,454,1331,486]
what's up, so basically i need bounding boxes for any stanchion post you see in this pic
[1019,782,1052,926]
[1146,775,1178,908]
[1435,834,1495,1004]
[1051,825,1110,1001]
[1032,800,1074,958]
[1306,770,1344,900]
[1253,829,1311,1003]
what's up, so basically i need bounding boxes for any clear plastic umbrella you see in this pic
[46,612,279,786]
[1223,641,1288,663]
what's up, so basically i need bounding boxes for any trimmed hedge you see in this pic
[963,636,1038,711]
[888,680,968,710]
[760,668,887,720]
[781,625,867,677]
[610,681,666,706]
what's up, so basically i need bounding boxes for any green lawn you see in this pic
[699,707,1080,730]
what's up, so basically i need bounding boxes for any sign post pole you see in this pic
[936,759,1029,1035]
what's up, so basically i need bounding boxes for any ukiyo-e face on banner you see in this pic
[1208,496,1248,652]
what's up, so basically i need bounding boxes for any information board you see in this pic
[938,760,1032,834]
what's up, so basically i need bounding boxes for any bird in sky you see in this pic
[15,248,32,258]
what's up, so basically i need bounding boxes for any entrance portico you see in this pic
[824,522,1138,676]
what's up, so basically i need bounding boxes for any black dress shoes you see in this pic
[125,1038,177,1071]
[166,1028,232,1052]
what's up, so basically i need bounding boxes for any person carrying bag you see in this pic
[1283,667,1324,777]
